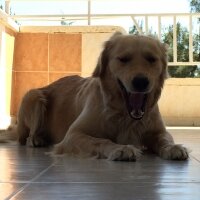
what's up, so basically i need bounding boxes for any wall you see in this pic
[11,33,82,115]
[159,78,200,126]
[81,33,113,77]
[11,26,124,117]
[0,24,15,128]
[1,25,200,127]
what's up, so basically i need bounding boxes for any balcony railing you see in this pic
[0,0,200,67]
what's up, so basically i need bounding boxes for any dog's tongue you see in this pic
[129,93,145,119]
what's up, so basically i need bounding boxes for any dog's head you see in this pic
[93,32,168,120]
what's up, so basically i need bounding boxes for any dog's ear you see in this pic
[92,42,110,78]
[151,42,169,108]
[159,42,169,83]
[92,32,123,78]
[109,31,123,40]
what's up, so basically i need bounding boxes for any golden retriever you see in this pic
[16,32,189,161]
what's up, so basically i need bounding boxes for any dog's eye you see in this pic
[146,56,157,63]
[117,56,131,63]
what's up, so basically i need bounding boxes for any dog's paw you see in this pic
[160,144,189,160]
[26,135,48,147]
[53,143,65,155]
[108,145,142,161]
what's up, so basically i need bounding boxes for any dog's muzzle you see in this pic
[118,76,149,120]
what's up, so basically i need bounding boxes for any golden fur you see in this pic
[16,33,189,161]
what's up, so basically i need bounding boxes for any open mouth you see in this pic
[118,80,148,120]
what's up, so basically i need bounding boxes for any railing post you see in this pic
[173,16,177,63]
[88,0,91,25]
[5,0,10,14]
[189,15,193,63]
[145,15,148,34]
[158,16,161,40]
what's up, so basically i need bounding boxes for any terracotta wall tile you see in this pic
[11,72,48,115]
[49,33,81,72]
[49,72,81,84]
[14,33,48,71]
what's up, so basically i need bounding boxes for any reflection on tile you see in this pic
[11,182,200,200]
[0,130,199,200]
[0,183,24,200]
[0,144,54,182]
[0,163,49,183]
[49,33,81,72]
[14,33,48,71]
[35,155,200,183]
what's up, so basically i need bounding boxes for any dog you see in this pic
[16,32,189,161]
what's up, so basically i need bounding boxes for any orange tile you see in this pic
[13,33,48,71]
[49,33,81,72]
[49,72,81,84]
[11,72,48,116]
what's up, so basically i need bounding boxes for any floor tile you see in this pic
[0,129,200,200]
[10,182,200,200]
[34,155,200,183]
[0,143,54,182]
[0,183,24,200]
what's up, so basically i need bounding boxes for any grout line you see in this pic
[47,33,50,84]
[12,181,200,184]
[12,70,81,73]
[4,181,200,186]
[191,155,200,163]
[5,163,56,200]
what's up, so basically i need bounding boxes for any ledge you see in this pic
[19,25,126,33]
[165,78,200,86]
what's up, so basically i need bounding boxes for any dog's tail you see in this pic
[0,124,18,143]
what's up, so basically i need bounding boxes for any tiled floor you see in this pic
[0,128,200,200]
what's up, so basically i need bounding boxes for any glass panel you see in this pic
[10,0,88,26]
[91,16,133,33]
[168,65,200,78]
[91,0,141,14]
[148,17,158,36]
[176,16,189,62]
[10,1,88,15]
[193,17,200,62]
[91,0,189,14]
[129,17,145,34]
[161,17,174,62]
[0,0,5,11]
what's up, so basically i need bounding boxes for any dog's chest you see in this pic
[100,114,146,144]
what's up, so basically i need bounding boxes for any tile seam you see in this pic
[5,163,56,200]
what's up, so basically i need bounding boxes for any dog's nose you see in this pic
[132,75,149,92]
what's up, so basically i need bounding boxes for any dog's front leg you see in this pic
[144,130,189,160]
[53,131,141,161]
